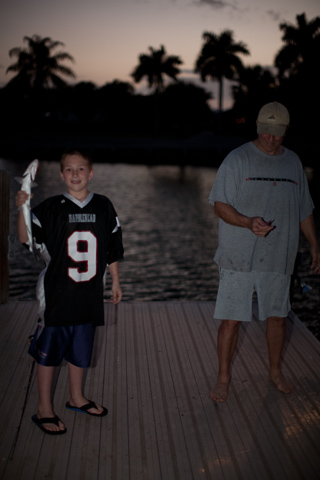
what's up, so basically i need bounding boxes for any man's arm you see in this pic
[108,261,122,304]
[214,201,275,238]
[300,214,320,274]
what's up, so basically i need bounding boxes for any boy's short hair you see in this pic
[60,149,93,172]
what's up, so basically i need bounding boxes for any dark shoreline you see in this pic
[1,131,319,170]
[0,131,253,166]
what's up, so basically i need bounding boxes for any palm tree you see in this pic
[131,45,182,93]
[6,34,75,90]
[195,30,250,112]
[275,13,320,79]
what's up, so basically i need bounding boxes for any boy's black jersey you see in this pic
[31,192,124,327]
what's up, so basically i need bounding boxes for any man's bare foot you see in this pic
[210,379,230,402]
[268,372,294,394]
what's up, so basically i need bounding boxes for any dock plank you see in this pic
[0,301,320,480]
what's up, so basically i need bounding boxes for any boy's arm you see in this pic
[108,261,122,304]
[15,190,29,243]
[300,214,320,274]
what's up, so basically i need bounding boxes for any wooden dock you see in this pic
[0,301,320,480]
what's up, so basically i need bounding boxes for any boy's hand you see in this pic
[109,281,122,304]
[15,190,30,209]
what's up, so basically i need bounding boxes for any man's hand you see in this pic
[249,217,275,237]
[300,215,320,274]
[310,246,320,274]
[214,202,275,237]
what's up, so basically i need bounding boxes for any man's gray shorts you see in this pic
[214,268,291,321]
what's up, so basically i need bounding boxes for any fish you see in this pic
[15,159,39,252]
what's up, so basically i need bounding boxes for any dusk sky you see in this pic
[1,0,319,109]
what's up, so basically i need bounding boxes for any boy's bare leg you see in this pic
[67,362,104,414]
[210,320,241,402]
[36,364,66,432]
[266,316,294,393]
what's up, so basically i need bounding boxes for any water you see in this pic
[1,158,319,339]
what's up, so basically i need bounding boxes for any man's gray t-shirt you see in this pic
[208,141,314,275]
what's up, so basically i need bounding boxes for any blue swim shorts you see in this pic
[28,322,97,367]
[214,268,291,322]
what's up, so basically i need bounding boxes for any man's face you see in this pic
[257,133,284,155]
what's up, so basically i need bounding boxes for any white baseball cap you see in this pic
[257,102,290,136]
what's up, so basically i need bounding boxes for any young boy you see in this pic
[15,150,124,435]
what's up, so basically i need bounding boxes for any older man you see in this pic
[209,102,320,402]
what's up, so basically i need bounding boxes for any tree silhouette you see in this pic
[131,45,182,93]
[231,65,277,137]
[96,80,135,132]
[160,82,213,134]
[195,30,250,112]
[275,13,320,79]
[232,65,277,111]
[6,34,75,91]
[99,79,134,97]
[274,13,320,158]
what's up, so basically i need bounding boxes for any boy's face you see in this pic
[60,154,94,200]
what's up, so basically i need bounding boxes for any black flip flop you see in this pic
[32,414,67,435]
[65,400,108,417]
